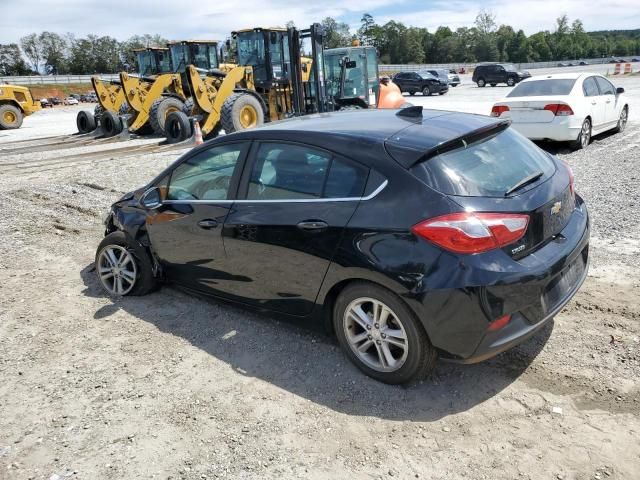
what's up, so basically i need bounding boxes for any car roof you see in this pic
[228,108,504,168]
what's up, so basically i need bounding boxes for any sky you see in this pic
[1,0,639,44]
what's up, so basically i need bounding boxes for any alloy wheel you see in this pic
[97,245,137,295]
[343,297,409,372]
[580,119,591,148]
[619,108,628,132]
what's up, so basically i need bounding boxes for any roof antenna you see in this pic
[396,105,423,118]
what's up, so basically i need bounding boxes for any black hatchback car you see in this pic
[97,108,589,384]
[392,71,449,96]
[473,63,531,87]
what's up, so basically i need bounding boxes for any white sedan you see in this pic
[491,73,629,149]
[64,97,79,105]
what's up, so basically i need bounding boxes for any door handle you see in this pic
[198,219,218,229]
[297,220,328,231]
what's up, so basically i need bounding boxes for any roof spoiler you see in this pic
[413,120,511,166]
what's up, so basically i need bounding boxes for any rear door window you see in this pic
[411,128,556,197]
[508,79,577,97]
[582,77,599,97]
[595,76,615,95]
[245,142,368,200]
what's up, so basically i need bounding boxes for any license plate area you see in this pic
[542,253,586,313]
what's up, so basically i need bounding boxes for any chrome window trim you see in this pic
[162,179,388,205]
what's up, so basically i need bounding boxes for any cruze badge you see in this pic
[551,201,562,215]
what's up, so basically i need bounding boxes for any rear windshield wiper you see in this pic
[504,171,544,197]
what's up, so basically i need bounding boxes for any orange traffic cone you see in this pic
[194,120,203,145]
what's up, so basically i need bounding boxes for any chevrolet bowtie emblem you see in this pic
[551,201,562,215]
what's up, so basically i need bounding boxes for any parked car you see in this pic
[392,71,448,96]
[39,98,53,108]
[579,61,589,66]
[64,97,79,105]
[631,58,639,63]
[85,93,98,102]
[80,94,89,102]
[472,63,531,87]
[557,63,568,67]
[48,97,62,105]
[96,107,590,384]
[490,73,628,150]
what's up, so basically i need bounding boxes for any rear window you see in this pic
[507,79,577,97]
[411,128,556,197]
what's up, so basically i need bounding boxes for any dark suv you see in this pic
[96,107,589,384]
[473,63,531,87]
[392,71,448,96]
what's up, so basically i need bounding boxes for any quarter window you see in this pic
[167,143,245,200]
[582,77,599,97]
[246,143,368,200]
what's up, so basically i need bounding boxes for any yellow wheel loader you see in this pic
[0,84,41,129]
[79,47,171,134]
[110,41,222,138]
[164,25,331,143]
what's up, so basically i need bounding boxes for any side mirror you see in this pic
[616,87,625,95]
[140,187,162,209]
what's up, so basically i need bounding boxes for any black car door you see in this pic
[222,141,369,316]
[145,141,250,294]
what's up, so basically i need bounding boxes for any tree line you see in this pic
[1,12,639,76]
[0,33,167,76]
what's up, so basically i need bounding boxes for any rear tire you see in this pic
[0,104,23,129]
[165,111,192,144]
[101,111,123,137]
[477,78,486,87]
[76,110,96,133]
[333,282,437,385]
[95,231,158,297]
[149,97,185,135]
[220,92,264,133]
[570,118,592,150]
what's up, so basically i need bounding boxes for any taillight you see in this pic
[490,105,510,117]
[544,104,574,116]
[411,212,529,254]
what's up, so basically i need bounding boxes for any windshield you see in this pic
[136,51,155,76]
[170,44,189,72]
[191,44,218,70]
[418,71,436,79]
[237,31,266,82]
[155,51,172,73]
[411,128,556,197]
[508,79,577,97]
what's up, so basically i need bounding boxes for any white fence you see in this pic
[0,74,119,85]
[378,57,633,73]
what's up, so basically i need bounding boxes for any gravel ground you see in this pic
[0,70,639,480]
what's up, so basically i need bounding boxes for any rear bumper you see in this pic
[509,116,582,141]
[407,197,590,361]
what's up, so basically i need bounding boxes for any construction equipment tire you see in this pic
[0,104,23,129]
[102,111,123,137]
[150,97,184,135]
[182,98,195,116]
[165,111,192,144]
[221,93,264,133]
[76,110,97,133]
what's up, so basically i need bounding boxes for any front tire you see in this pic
[333,282,437,384]
[613,106,628,133]
[165,111,192,144]
[0,104,23,129]
[101,111,123,137]
[422,85,432,96]
[149,97,185,135]
[571,118,592,150]
[76,110,96,133]
[95,231,157,296]
[220,92,264,133]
